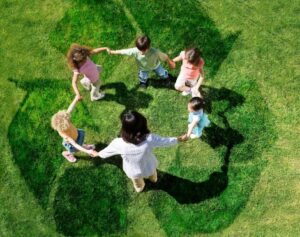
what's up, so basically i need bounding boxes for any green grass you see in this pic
[0,0,299,236]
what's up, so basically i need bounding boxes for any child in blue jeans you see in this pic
[108,35,175,88]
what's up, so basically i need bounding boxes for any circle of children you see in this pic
[51,35,210,192]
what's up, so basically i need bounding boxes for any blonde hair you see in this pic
[51,110,71,132]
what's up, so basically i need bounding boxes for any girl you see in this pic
[51,95,96,162]
[182,97,210,140]
[92,110,183,192]
[67,43,108,101]
[172,47,205,97]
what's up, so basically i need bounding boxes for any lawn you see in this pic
[0,0,299,236]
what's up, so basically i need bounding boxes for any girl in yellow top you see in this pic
[51,95,96,162]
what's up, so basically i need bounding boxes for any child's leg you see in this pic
[148,170,158,183]
[175,73,191,93]
[62,140,77,162]
[62,151,77,162]
[131,178,145,192]
[90,79,105,101]
[154,64,168,79]
[80,76,91,91]
[138,70,149,85]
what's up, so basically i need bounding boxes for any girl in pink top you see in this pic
[172,48,205,97]
[67,44,109,101]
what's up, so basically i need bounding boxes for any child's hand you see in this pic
[75,94,82,101]
[107,48,112,54]
[178,134,189,142]
[88,150,98,157]
[169,60,176,69]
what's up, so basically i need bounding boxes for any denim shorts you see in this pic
[62,129,85,153]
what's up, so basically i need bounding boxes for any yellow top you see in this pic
[59,123,78,141]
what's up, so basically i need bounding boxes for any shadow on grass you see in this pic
[101,82,153,110]
[53,166,129,236]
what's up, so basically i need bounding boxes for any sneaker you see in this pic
[83,144,95,150]
[139,82,148,89]
[62,151,77,163]
[91,92,105,101]
[181,90,192,96]
[80,78,91,91]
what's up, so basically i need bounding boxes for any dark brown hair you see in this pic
[67,43,92,69]
[135,35,151,51]
[189,97,205,111]
[185,48,202,66]
[120,110,150,145]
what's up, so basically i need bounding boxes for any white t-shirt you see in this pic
[98,134,178,179]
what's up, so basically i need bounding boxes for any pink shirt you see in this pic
[179,51,204,80]
[73,57,99,83]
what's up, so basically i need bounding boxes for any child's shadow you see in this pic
[101,82,153,110]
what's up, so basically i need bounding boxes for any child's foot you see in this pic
[139,82,148,89]
[181,90,192,96]
[83,144,95,150]
[80,78,91,91]
[62,151,77,163]
[91,92,105,101]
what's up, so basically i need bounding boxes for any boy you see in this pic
[108,35,175,88]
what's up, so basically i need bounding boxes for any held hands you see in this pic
[177,134,189,142]
[88,150,98,157]
[75,94,83,101]
[169,60,176,69]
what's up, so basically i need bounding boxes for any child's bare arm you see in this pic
[65,136,95,156]
[91,47,109,55]
[108,49,124,55]
[72,73,81,99]
[67,95,81,114]
[172,55,182,62]
[186,118,200,137]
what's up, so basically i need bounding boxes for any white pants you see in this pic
[174,73,198,90]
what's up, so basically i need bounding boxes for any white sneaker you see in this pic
[91,92,105,101]
[181,90,192,96]
[80,78,91,91]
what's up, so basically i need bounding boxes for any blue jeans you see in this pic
[138,64,168,83]
[62,129,85,153]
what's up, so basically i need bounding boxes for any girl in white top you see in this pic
[93,110,183,192]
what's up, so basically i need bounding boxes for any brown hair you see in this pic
[67,43,92,69]
[189,97,205,111]
[185,48,202,66]
[135,35,151,51]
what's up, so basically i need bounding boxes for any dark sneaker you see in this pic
[139,82,148,89]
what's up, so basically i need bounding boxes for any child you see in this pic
[67,43,108,101]
[182,97,210,140]
[51,95,96,162]
[108,35,175,88]
[172,48,205,97]
[91,110,183,192]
